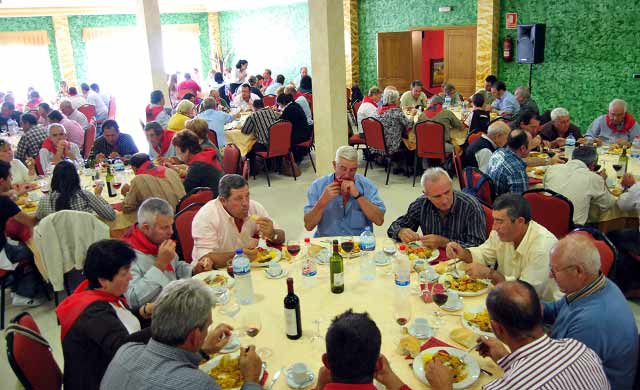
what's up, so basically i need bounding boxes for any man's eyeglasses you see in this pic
[549,264,575,277]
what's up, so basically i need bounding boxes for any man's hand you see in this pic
[617,139,632,148]
[243,247,258,262]
[398,228,420,244]
[255,217,275,240]
[239,346,262,383]
[193,255,214,274]
[529,135,542,150]
[120,183,130,196]
[425,359,454,390]
[476,336,509,363]
[445,242,469,262]
[421,234,448,249]
[319,182,341,206]
[25,157,36,175]
[341,180,359,198]
[96,153,106,164]
[622,173,636,188]
[466,262,491,279]
[315,366,332,390]
[94,181,104,196]
[56,139,66,153]
[155,239,176,271]
[549,154,564,165]
[553,137,566,147]
[109,151,119,159]
[374,354,404,390]
[202,323,234,355]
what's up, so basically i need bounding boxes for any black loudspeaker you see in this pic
[517,24,546,64]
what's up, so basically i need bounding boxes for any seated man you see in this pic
[462,121,509,173]
[102,279,262,390]
[15,113,48,163]
[88,120,139,163]
[47,109,84,151]
[232,83,260,112]
[0,101,22,128]
[145,90,171,128]
[511,86,538,124]
[486,129,529,195]
[305,146,385,237]
[121,153,185,213]
[426,280,608,390]
[544,146,614,225]
[388,168,486,247]
[124,198,212,310]
[587,98,640,145]
[60,99,89,129]
[144,121,176,160]
[539,107,583,147]
[284,85,313,127]
[191,174,285,268]
[196,97,234,147]
[264,74,284,96]
[81,83,108,121]
[490,81,519,120]
[473,74,497,109]
[37,102,52,127]
[544,235,638,389]
[170,130,223,194]
[315,310,411,390]
[357,86,382,134]
[242,99,280,155]
[446,193,562,301]
[399,80,429,109]
[464,93,490,132]
[39,123,83,168]
[67,87,87,109]
[438,83,463,106]
[247,76,264,99]
[422,98,463,153]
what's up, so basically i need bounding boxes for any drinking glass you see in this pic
[219,296,240,319]
[340,236,354,257]
[287,240,301,260]
[241,311,262,339]
[382,239,396,276]
[392,298,412,327]
[430,283,449,327]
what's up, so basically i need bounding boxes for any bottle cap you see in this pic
[398,244,406,251]
[235,248,243,255]
[304,237,310,243]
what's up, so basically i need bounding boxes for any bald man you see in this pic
[587,98,640,145]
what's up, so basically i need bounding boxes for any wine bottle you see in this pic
[105,165,117,197]
[619,146,629,177]
[330,239,344,294]
[284,277,302,340]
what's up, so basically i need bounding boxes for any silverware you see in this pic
[466,340,483,353]
[265,366,284,390]
[480,368,493,376]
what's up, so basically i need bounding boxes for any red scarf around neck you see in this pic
[145,104,164,123]
[424,104,443,119]
[293,91,304,100]
[56,279,128,341]
[121,224,176,272]
[41,138,70,157]
[378,103,398,115]
[137,160,166,178]
[362,96,377,105]
[606,112,636,133]
[188,148,223,171]
[152,130,175,158]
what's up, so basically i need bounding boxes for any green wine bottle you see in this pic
[330,239,344,294]
[619,146,629,177]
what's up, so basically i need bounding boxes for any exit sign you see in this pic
[506,13,517,29]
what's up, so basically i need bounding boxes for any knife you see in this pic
[265,366,284,390]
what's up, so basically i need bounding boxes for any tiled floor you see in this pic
[2,152,640,384]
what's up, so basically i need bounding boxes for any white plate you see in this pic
[461,305,493,337]
[199,351,265,390]
[407,241,440,262]
[438,274,491,297]
[375,255,391,267]
[193,270,235,289]
[264,268,289,279]
[440,297,464,312]
[286,368,315,389]
[219,334,241,354]
[251,248,283,268]
[413,347,480,389]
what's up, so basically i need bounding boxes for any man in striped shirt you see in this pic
[426,280,610,390]
[241,99,279,154]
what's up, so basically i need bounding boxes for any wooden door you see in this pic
[377,31,421,91]
[444,28,476,98]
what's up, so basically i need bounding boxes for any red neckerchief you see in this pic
[263,77,273,87]
[152,130,175,158]
[122,224,175,272]
[188,148,223,171]
[41,138,70,157]
[362,96,376,105]
[294,92,304,100]
[137,160,166,178]
[56,279,128,341]
[424,104,443,119]
[145,104,164,123]
[378,104,397,115]
[233,217,244,233]
[606,112,636,134]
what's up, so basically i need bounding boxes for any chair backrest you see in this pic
[174,202,205,263]
[6,312,63,390]
[107,96,116,120]
[569,228,618,276]
[302,92,313,118]
[207,129,219,147]
[415,120,447,160]
[480,201,494,238]
[263,95,276,107]
[35,155,44,176]
[469,110,490,133]
[77,104,96,123]
[453,150,465,188]
[353,100,363,115]
[222,143,242,175]
[361,117,386,152]
[266,120,293,157]
[523,189,574,238]
[176,187,214,213]
[467,131,485,146]
[463,167,495,205]
[83,123,96,159]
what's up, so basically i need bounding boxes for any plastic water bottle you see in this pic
[301,237,317,288]
[444,95,452,110]
[392,245,411,325]
[113,158,125,172]
[7,119,18,135]
[565,134,576,160]
[232,249,254,304]
[359,227,376,281]
[631,136,640,159]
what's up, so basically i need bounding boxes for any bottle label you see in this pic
[333,272,344,287]
[285,308,298,336]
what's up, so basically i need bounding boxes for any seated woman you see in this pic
[0,138,36,187]
[167,99,195,132]
[56,239,151,390]
[186,117,222,153]
[35,160,116,221]
[277,93,311,163]
[38,123,83,171]
[378,88,413,174]
[170,130,223,194]
[465,93,490,133]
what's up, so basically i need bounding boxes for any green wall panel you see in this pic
[358,0,477,90]
[219,2,310,85]
[498,0,640,130]
[0,16,61,87]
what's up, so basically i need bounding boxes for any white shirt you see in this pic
[39,142,83,169]
[357,101,379,134]
[67,109,89,129]
[543,159,616,225]
[110,303,141,334]
[475,135,497,174]
[468,220,562,301]
[295,96,313,125]
[68,95,87,110]
[11,159,34,184]
[618,182,640,231]
[85,90,108,118]
[232,93,260,112]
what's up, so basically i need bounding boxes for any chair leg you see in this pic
[385,157,391,185]
[290,153,297,182]
[413,154,418,187]
[54,291,59,307]
[308,149,316,172]
[264,158,271,187]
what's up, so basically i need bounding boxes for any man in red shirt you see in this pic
[177,73,201,99]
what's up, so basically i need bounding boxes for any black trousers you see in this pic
[608,229,640,292]
[5,241,42,298]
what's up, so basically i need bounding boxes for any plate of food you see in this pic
[413,347,480,389]
[529,152,548,159]
[527,165,547,179]
[610,187,623,197]
[462,306,493,337]
[339,241,361,258]
[440,273,491,297]
[200,352,266,390]
[193,270,235,289]
[406,241,440,262]
[252,247,283,267]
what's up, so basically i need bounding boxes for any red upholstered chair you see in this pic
[5,312,63,389]
[468,131,485,146]
[208,129,219,147]
[348,117,366,149]
[453,150,465,188]
[462,167,496,206]
[83,123,96,159]
[362,117,395,185]
[176,187,214,213]
[353,100,362,116]
[174,202,205,263]
[253,120,295,187]
[107,96,116,120]
[302,93,313,118]
[523,189,574,238]
[296,126,316,172]
[412,120,453,186]
[263,95,276,107]
[78,104,96,123]
[569,228,618,276]
[222,143,242,175]
[479,201,494,238]
[34,155,44,176]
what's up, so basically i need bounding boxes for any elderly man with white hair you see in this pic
[388,167,486,248]
[59,99,89,129]
[543,235,638,390]
[511,86,539,124]
[304,146,385,237]
[587,98,640,145]
[462,121,509,172]
[38,123,83,169]
[539,107,583,148]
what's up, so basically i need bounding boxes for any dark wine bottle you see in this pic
[330,239,344,294]
[284,277,302,340]
[105,165,117,197]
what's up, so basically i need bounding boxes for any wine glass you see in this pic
[287,240,301,262]
[430,283,449,327]
[242,311,262,339]
[341,236,354,257]
[219,296,240,319]
[382,239,396,276]
[392,298,412,328]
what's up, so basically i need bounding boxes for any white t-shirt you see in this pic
[357,101,379,134]
[110,303,142,334]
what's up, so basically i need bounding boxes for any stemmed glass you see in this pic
[340,236,354,257]
[430,283,449,328]
[287,239,301,263]
[383,238,396,276]
[392,298,412,327]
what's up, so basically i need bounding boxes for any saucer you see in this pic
[440,298,464,312]
[219,334,240,353]
[286,368,315,389]
[374,254,391,267]
[407,323,434,339]
[265,268,289,279]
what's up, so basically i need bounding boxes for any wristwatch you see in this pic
[354,192,363,200]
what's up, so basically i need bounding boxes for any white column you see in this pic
[136,0,166,93]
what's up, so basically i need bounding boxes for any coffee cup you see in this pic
[447,291,460,305]
[413,317,430,338]
[290,362,312,384]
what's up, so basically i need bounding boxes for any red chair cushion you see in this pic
[415,120,449,161]
[570,231,615,275]
[177,188,214,212]
[222,144,241,175]
[523,191,573,238]
[84,124,96,159]
[481,204,493,238]
[265,121,293,158]
[296,139,313,148]
[362,118,385,151]
[349,134,365,144]
[468,132,485,145]
[5,218,31,242]
[174,204,203,263]
[469,170,494,206]
[263,95,276,107]
[208,130,219,147]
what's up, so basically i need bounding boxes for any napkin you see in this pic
[111,202,123,211]
[429,247,449,265]
[528,177,543,185]
[420,337,455,351]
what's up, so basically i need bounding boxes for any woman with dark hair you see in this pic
[171,129,223,194]
[231,59,249,95]
[35,160,116,221]
[167,73,179,104]
[277,93,311,162]
[299,75,312,94]
[56,239,151,390]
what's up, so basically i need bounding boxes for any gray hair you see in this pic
[335,145,358,163]
[572,145,598,167]
[609,98,627,112]
[48,123,65,135]
[176,99,195,115]
[219,174,247,199]
[420,167,451,188]
[59,99,72,109]
[550,107,570,121]
[554,235,601,275]
[137,197,174,226]
[382,87,399,105]
[514,86,530,99]
[151,279,214,346]
[487,121,510,137]
[429,95,444,105]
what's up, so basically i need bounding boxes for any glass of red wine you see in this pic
[431,282,449,327]
[240,311,262,339]
[226,259,234,278]
[341,236,354,257]
[287,239,301,261]
[393,298,412,328]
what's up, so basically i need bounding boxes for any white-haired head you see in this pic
[420,167,451,188]
[48,123,65,135]
[382,87,399,106]
[609,99,627,113]
[514,86,530,99]
[550,107,570,121]
[553,235,601,276]
[335,145,358,164]
[487,121,510,137]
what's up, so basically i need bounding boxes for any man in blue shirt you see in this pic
[491,81,519,121]
[304,146,385,237]
[543,234,638,390]
[486,129,530,195]
[196,97,234,147]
